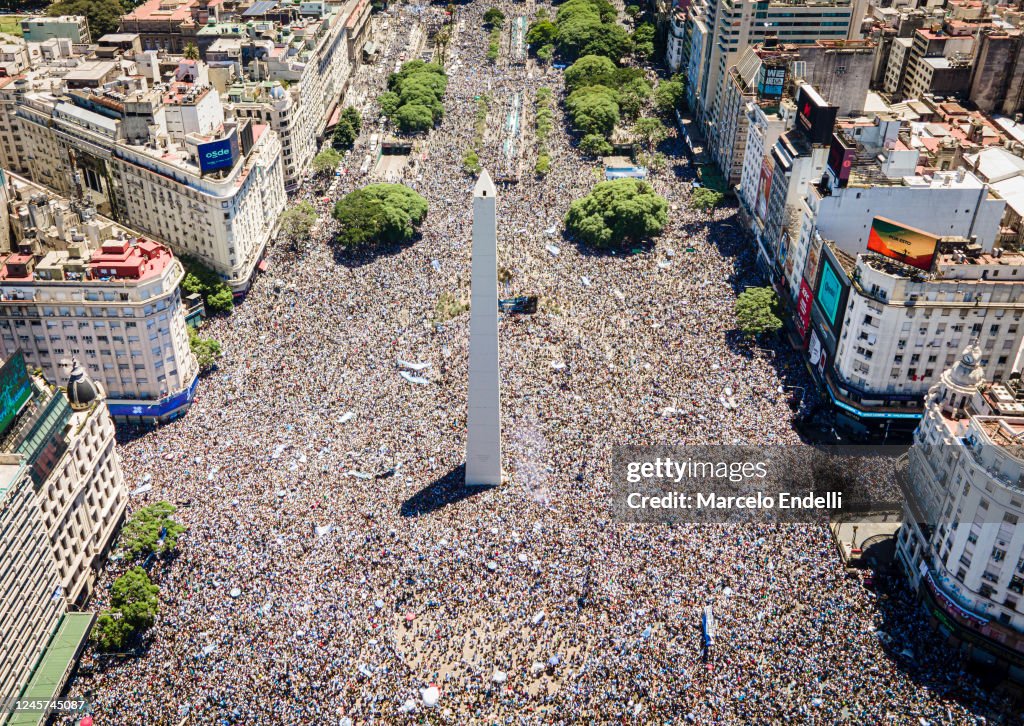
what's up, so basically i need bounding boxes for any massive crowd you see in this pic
[64,1,1011,723]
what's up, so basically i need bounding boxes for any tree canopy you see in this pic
[565,55,618,94]
[579,133,613,157]
[332,106,362,149]
[564,178,668,248]
[189,327,222,371]
[386,62,447,134]
[654,80,686,116]
[633,117,668,149]
[526,19,558,48]
[278,199,318,241]
[690,186,724,212]
[736,287,783,338]
[180,256,233,314]
[566,85,620,138]
[93,567,160,651]
[46,0,130,38]
[552,0,629,61]
[631,22,655,60]
[312,148,342,174]
[483,7,505,26]
[119,501,186,559]
[331,184,428,249]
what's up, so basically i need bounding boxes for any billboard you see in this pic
[197,130,239,174]
[757,64,787,98]
[827,134,855,188]
[795,85,838,145]
[0,350,32,436]
[756,157,774,222]
[815,254,847,330]
[867,217,939,272]
[796,279,813,341]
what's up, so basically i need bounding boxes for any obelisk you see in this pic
[465,169,501,487]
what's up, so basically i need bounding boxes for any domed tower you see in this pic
[934,342,985,418]
[63,358,103,411]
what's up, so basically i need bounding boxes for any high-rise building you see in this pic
[18,16,92,45]
[897,345,1024,680]
[685,0,866,140]
[0,352,126,716]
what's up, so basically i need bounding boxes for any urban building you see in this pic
[118,0,227,54]
[18,16,92,45]
[685,0,865,138]
[0,171,200,422]
[12,64,286,293]
[667,7,688,74]
[795,39,876,115]
[970,29,1024,117]
[963,145,1024,248]
[886,26,974,102]
[898,345,1024,680]
[810,242,1024,433]
[0,350,127,717]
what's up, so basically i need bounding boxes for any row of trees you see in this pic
[93,501,185,651]
[379,61,448,134]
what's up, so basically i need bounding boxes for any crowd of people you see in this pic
[64,1,1011,723]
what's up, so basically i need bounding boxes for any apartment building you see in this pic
[0,171,199,422]
[13,73,285,293]
[19,16,92,45]
[898,346,1024,681]
[0,351,126,716]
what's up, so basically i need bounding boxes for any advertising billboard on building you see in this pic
[758,64,787,98]
[867,216,939,272]
[0,350,32,436]
[816,257,843,328]
[827,134,856,188]
[796,279,813,341]
[795,85,839,145]
[756,157,774,222]
[197,129,239,174]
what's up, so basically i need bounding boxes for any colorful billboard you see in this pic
[197,130,239,174]
[0,350,32,436]
[796,279,813,341]
[758,64,787,98]
[827,134,855,188]
[867,216,939,272]
[816,257,844,329]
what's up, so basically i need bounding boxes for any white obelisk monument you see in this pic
[465,169,502,487]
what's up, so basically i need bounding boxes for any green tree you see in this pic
[332,184,428,249]
[341,106,362,134]
[535,153,551,176]
[332,119,357,149]
[624,4,641,19]
[633,116,667,150]
[278,199,317,241]
[189,327,222,371]
[46,0,128,38]
[483,7,505,27]
[119,501,186,559]
[92,567,161,650]
[180,257,234,315]
[183,42,199,60]
[690,186,724,212]
[463,148,481,175]
[654,80,686,116]
[566,85,620,138]
[312,148,342,174]
[579,133,613,157]
[564,178,668,248]
[396,103,435,133]
[736,287,783,338]
[617,77,652,120]
[537,44,554,64]
[527,19,558,47]
[378,91,401,118]
[631,22,655,60]
[565,54,618,94]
